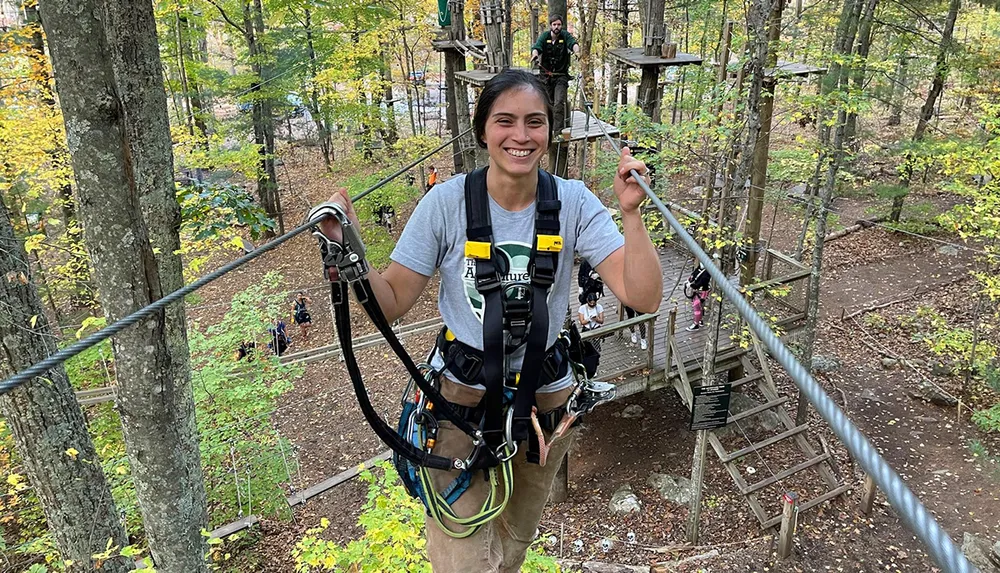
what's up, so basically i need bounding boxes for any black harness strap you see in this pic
[463,168,506,453]
[512,171,560,452]
[464,168,561,459]
[331,282,454,470]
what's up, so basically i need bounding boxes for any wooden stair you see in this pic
[670,333,849,529]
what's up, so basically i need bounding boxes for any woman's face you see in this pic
[482,87,549,177]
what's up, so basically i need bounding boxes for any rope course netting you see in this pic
[1,101,975,570]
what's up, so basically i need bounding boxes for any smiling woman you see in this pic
[315,69,662,572]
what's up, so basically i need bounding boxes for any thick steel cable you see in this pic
[0,128,470,396]
[582,103,972,573]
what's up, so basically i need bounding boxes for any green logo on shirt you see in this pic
[463,241,532,322]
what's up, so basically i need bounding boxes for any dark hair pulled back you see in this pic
[472,69,553,149]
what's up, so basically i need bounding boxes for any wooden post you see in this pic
[686,428,709,543]
[664,307,677,375]
[479,0,506,72]
[444,0,468,173]
[860,474,877,515]
[549,451,569,502]
[777,491,799,559]
[646,317,656,369]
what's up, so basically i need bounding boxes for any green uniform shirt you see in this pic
[531,29,578,76]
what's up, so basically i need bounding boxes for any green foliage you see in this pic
[178,181,276,242]
[862,311,889,332]
[345,171,420,268]
[972,404,1000,433]
[768,149,815,184]
[291,463,560,572]
[188,271,300,527]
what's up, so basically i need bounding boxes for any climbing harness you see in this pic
[307,167,616,538]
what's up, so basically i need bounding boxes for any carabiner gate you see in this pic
[307,201,369,283]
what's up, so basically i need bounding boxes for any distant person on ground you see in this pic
[292,292,312,342]
[685,263,711,331]
[426,165,438,190]
[530,15,580,137]
[268,318,290,356]
[234,340,256,361]
[578,291,605,352]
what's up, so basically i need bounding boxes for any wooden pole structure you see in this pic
[686,428,709,543]
[777,491,799,558]
[664,307,677,376]
[443,0,469,173]
[480,0,507,72]
[860,474,877,515]
[637,0,666,120]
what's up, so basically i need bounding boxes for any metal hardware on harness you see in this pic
[307,202,369,283]
[552,378,617,441]
[496,407,518,463]
[502,283,532,348]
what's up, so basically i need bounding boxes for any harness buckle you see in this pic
[530,258,557,287]
[308,201,370,283]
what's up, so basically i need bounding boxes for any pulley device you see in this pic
[306,168,615,538]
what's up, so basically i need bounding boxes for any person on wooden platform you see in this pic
[315,69,661,572]
[529,15,580,138]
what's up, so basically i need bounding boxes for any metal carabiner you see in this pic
[494,408,519,463]
[307,201,369,283]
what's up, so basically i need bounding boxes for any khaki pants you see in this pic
[425,378,577,573]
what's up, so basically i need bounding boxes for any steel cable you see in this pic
[0,128,470,395]
[581,101,972,573]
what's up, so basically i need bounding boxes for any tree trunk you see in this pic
[577,0,600,97]
[741,0,785,286]
[702,0,773,376]
[177,12,209,139]
[40,1,209,570]
[380,46,399,146]
[0,199,131,573]
[803,0,862,197]
[843,0,878,151]
[794,0,861,423]
[701,19,733,221]
[244,1,281,236]
[795,0,863,260]
[303,8,333,169]
[887,53,908,126]
[548,0,567,24]
[504,0,514,67]
[637,0,666,120]
[252,0,282,234]
[23,2,76,226]
[890,0,960,222]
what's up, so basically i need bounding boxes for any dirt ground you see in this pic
[189,145,1000,572]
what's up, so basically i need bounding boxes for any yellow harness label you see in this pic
[465,241,492,259]
[536,235,563,253]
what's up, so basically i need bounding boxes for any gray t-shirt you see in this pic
[390,173,624,391]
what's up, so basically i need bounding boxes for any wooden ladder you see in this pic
[670,334,850,529]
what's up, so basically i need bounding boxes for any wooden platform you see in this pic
[455,67,538,87]
[608,47,703,69]
[559,110,620,143]
[431,38,486,52]
[582,243,738,397]
[766,60,827,79]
